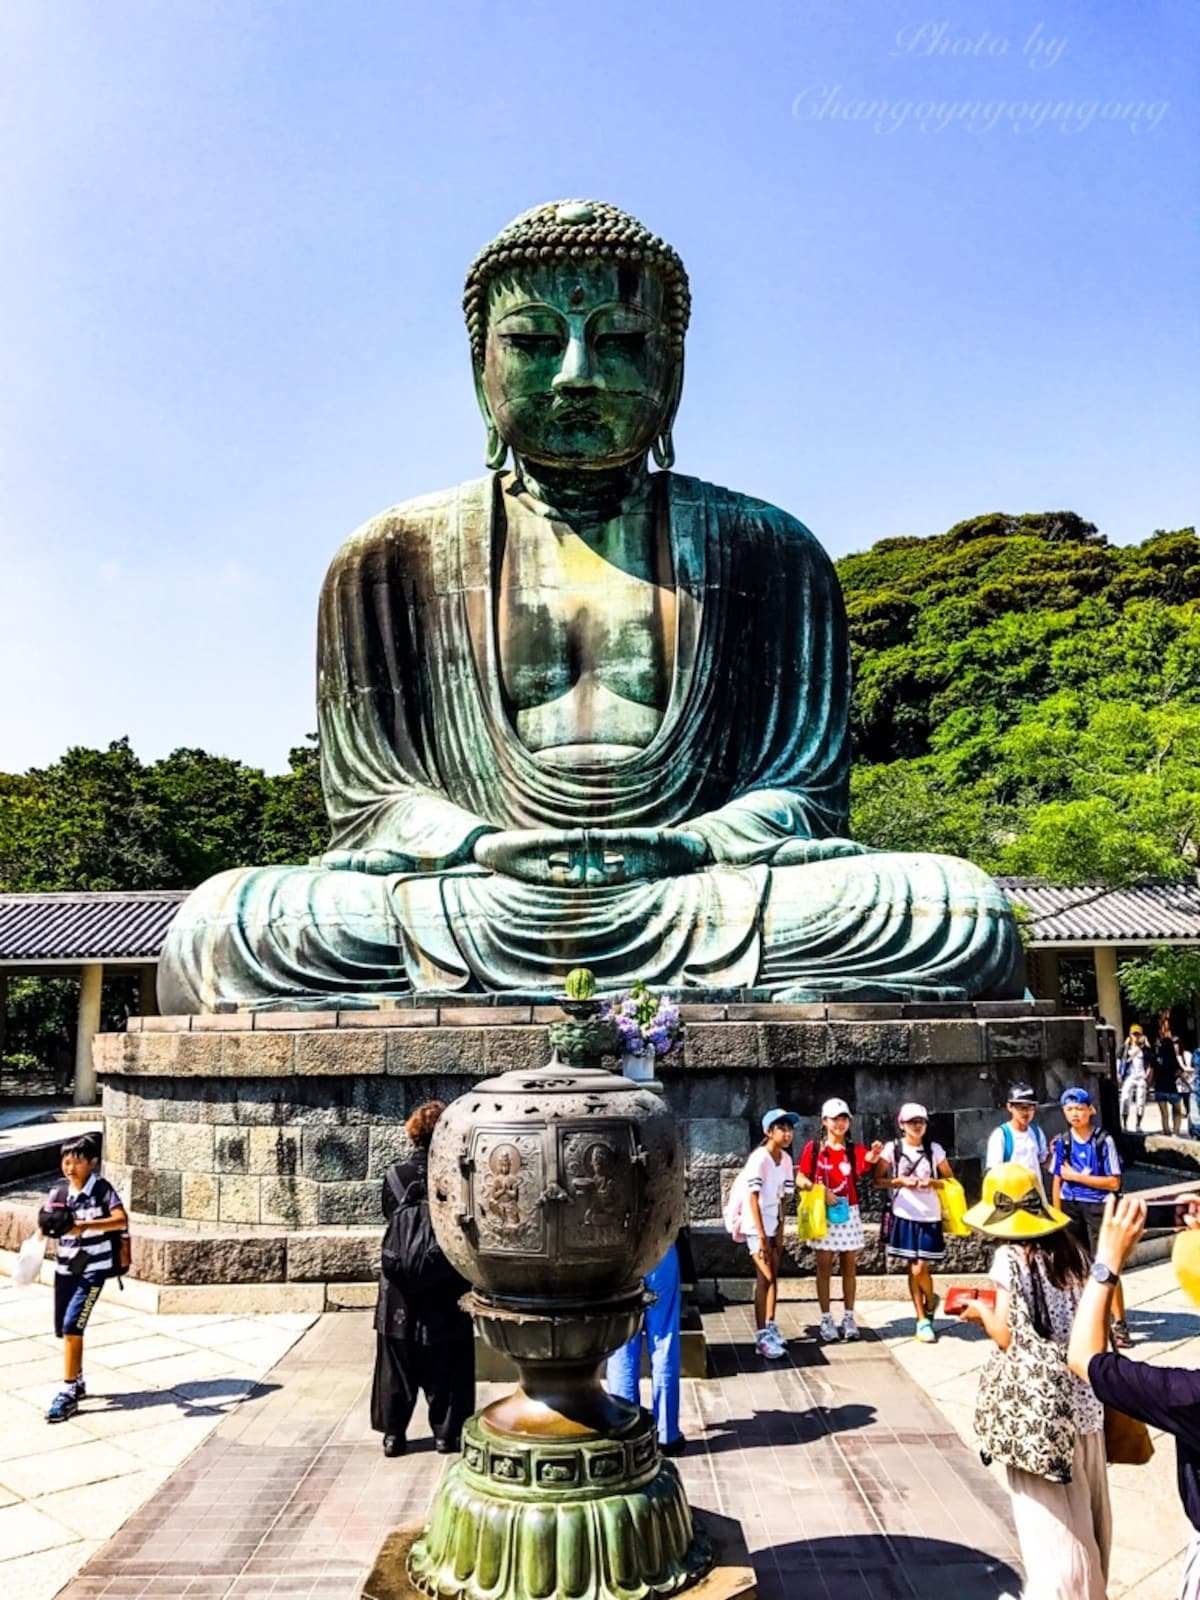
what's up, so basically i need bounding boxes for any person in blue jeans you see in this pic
[606,1242,685,1457]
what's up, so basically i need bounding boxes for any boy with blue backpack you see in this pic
[1051,1086,1132,1348]
[984,1083,1051,1183]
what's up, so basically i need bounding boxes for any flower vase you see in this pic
[621,1051,655,1083]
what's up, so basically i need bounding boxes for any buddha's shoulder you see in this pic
[667,473,830,560]
[326,478,493,571]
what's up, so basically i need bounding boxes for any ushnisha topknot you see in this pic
[463,199,691,367]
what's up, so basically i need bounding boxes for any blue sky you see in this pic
[1,0,1196,772]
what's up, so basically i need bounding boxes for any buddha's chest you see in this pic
[496,508,676,758]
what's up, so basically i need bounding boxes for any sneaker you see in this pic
[755,1328,785,1359]
[915,1318,937,1344]
[841,1310,860,1342]
[818,1313,839,1343]
[1111,1320,1134,1349]
[766,1319,787,1347]
[73,1378,86,1401]
[46,1388,78,1423]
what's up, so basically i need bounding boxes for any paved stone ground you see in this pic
[0,1276,316,1600]
[49,1304,1022,1600]
[7,1255,1200,1600]
[859,1254,1199,1600]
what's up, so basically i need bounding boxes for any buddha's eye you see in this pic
[502,333,562,356]
[595,332,646,355]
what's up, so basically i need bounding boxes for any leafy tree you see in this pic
[841,519,1200,886]
[260,736,329,864]
[1119,948,1200,1015]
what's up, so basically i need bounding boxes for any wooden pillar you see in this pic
[74,963,103,1106]
[1093,946,1122,1034]
[1040,949,1062,1010]
[139,963,159,1017]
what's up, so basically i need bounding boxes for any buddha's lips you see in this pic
[549,397,603,420]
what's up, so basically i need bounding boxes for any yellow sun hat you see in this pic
[1173,1227,1200,1306]
[962,1162,1072,1241]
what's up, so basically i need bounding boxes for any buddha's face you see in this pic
[480,262,677,469]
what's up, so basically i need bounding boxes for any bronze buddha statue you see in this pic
[159,200,1022,1009]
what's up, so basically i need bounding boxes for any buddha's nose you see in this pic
[552,333,606,392]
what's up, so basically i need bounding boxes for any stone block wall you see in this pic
[89,998,1113,1286]
[93,1003,1109,1283]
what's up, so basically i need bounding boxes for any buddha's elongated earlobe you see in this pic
[485,422,509,471]
[651,360,684,470]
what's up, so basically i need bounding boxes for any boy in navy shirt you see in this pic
[1051,1086,1130,1347]
[40,1134,127,1422]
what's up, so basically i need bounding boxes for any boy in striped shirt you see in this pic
[42,1134,127,1422]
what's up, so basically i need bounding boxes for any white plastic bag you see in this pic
[12,1232,45,1289]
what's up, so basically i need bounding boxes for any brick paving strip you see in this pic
[54,1305,1022,1600]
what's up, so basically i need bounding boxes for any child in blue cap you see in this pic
[1051,1087,1130,1347]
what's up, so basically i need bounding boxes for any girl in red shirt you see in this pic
[798,1099,883,1343]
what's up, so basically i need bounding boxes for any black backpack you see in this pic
[49,1178,131,1290]
[380,1164,460,1300]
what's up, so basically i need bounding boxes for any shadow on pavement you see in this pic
[693,1403,878,1453]
[1126,1307,1199,1346]
[92,1377,282,1414]
[760,1532,1020,1597]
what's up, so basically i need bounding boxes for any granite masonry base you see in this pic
[82,1003,1110,1291]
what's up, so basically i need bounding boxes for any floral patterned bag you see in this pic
[973,1261,1076,1483]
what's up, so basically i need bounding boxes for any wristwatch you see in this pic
[1090,1260,1120,1286]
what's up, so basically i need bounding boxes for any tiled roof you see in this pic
[0,891,187,963]
[999,878,1200,944]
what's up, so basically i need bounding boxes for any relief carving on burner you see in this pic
[560,1127,635,1251]
[472,1132,545,1254]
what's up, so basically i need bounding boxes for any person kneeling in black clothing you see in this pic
[372,1100,475,1457]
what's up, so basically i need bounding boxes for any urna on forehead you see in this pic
[463,199,691,363]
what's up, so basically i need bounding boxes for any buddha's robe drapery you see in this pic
[158,473,1023,1010]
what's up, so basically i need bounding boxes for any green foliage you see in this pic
[0,737,329,1075]
[1119,948,1200,1014]
[841,517,1200,886]
[0,737,329,895]
[260,736,329,864]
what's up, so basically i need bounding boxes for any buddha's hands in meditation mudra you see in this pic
[320,832,866,883]
[474,827,711,886]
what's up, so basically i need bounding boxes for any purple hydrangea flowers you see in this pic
[604,980,682,1057]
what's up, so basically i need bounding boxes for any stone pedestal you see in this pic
[89,1001,1108,1291]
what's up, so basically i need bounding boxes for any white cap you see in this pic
[898,1102,928,1125]
[821,1098,851,1120]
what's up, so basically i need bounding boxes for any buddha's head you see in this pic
[464,200,690,472]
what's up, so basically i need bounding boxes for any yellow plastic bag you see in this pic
[939,1177,971,1238]
[796,1184,827,1242]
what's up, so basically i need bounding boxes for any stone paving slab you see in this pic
[55,1304,1022,1600]
[0,1276,316,1600]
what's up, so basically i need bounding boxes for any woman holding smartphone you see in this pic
[960,1161,1109,1600]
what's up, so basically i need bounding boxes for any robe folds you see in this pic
[158,472,1023,1010]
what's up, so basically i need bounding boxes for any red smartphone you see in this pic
[945,1286,997,1316]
